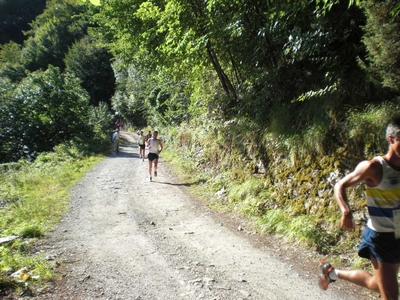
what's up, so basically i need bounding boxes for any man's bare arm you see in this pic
[334,160,380,230]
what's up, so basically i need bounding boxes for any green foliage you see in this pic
[161,104,397,260]
[0,66,91,163]
[264,98,337,162]
[97,0,377,134]
[64,36,115,107]
[87,101,114,151]
[361,0,400,92]
[110,64,152,127]
[0,0,47,44]
[228,178,270,216]
[0,0,116,164]
[0,42,27,82]
[18,224,44,238]
[1,0,400,280]
[254,211,343,253]
[344,103,400,156]
[109,60,191,128]
[0,42,22,65]
[0,144,102,292]
[21,0,90,72]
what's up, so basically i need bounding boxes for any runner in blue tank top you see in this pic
[319,116,400,300]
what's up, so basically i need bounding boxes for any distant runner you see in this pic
[147,131,163,182]
[111,129,120,154]
[145,130,152,142]
[138,131,146,161]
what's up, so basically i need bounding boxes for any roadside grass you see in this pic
[160,114,389,277]
[0,145,103,295]
[163,151,349,254]
[163,144,378,280]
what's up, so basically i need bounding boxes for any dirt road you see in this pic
[35,131,376,300]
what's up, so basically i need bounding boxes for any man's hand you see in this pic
[340,212,355,231]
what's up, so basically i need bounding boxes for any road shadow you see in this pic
[121,139,138,148]
[107,136,141,159]
[107,151,140,159]
[154,179,206,187]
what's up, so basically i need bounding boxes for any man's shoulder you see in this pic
[356,158,381,171]
[354,158,383,186]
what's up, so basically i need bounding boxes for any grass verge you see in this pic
[0,144,103,297]
[161,123,374,275]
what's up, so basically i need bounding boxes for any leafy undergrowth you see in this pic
[0,143,103,297]
[160,118,378,274]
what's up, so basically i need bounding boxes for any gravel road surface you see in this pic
[34,131,377,300]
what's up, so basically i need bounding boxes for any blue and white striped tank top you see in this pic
[366,156,400,234]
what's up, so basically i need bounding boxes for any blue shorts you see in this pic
[358,226,400,264]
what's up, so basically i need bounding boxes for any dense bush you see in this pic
[0,66,91,163]
[162,101,400,256]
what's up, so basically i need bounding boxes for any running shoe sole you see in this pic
[319,261,335,290]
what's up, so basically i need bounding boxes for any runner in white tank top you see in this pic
[146,131,163,181]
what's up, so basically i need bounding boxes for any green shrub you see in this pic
[0,144,102,293]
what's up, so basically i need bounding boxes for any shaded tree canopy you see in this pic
[0,0,47,44]
[0,0,399,163]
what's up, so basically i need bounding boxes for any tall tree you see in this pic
[0,41,27,82]
[361,0,400,93]
[21,0,90,72]
[64,36,115,107]
[0,66,90,162]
